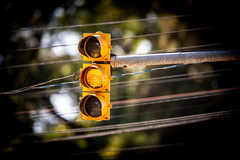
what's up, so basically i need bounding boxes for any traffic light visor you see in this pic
[85,36,101,58]
[79,93,110,119]
[78,32,111,61]
[80,95,102,117]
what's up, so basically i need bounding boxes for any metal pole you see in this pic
[110,50,240,68]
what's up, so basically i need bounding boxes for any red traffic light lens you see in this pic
[78,32,112,61]
[86,37,101,58]
[79,36,101,58]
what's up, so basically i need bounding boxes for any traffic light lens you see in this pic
[85,96,102,117]
[85,68,103,89]
[86,37,101,58]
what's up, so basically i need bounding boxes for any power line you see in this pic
[111,26,212,41]
[27,89,239,129]
[112,64,187,78]
[0,71,79,95]
[34,109,240,143]
[27,100,232,136]
[0,58,82,69]
[13,68,232,99]
[70,143,187,156]
[3,66,234,98]
[9,26,211,53]
[2,42,224,69]
[19,87,239,122]
[0,64,186,95]
[111,87,240,107]
[12,14,196,32]
[111,101,222,119]
[111,87,239,109]
[141,42,226,54]
[112,68,231,86]
[9,43,78,53]
[2,51,237,95]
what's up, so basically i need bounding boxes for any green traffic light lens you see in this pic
[85,96,102,117]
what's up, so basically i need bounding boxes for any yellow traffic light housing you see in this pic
[80,64,112,92]
[79,93,112,121]
[78,31,112,121]
[78,32,112,61]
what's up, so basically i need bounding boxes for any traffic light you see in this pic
[80,64,112,92]
[78,31,112,61]
[79,92,112,120]
[78,32,112,121]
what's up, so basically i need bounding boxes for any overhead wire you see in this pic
[111,68,232,86]
[111,102,222,119]
[2,14,224,93]
[111,26,212,41]
[28,98,223,123]
[0,64,234,95]
[6,14,238,124]
[9,43,78,53]
[70,143,187,156]
[0,63,188,95]
[16,78,228,119]
[0,71,79,95]
[111,87,240,109]
[0,58,82,69]
[20,87,239,121]
[141,42,226,54]
[29,102,230,136]
[6,14,240,146]
[11,14,196,32]
[13,88,236,126]
[1,42,224,69]
[8,26,211,53]
[33,109,240,143]
[112,64,187,78]
[14,68,232,99]
[111,74,224,92]
[5,68,236,131]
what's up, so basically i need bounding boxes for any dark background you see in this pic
[1,0,240,159]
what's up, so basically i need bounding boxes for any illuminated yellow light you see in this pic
[85,68,103,88]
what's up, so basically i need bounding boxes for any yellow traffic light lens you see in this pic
[80,64,110,91]
[86,37,101,58]
[85,96,102,117]
[85,68,103,89]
